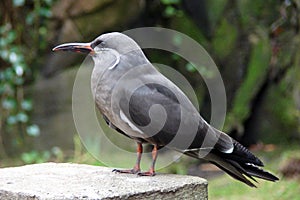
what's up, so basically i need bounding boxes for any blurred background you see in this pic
[0,0,300,199]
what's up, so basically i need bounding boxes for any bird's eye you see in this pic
[91,39,103,48]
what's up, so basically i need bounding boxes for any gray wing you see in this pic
[118,75,233,153]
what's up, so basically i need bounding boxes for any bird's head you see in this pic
[53,32,141,54]
[53,32,144,70]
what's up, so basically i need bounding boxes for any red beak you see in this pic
[52,42,94,54]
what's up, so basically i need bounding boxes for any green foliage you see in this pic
[71,135,104,166]
[270,82,297,128]
[0,26,32,126]
[171,12,210,48]
[160,0,182,18]
[206,0,228,29]
[156,0,299,142]
[161,0,181,5]
[21,150,51,164]
[237,0,277,27]
[226,31,271,131]
[259,68,300,143]
[212,19,238,59]
[0,0,54,157]
[20,146,65,164]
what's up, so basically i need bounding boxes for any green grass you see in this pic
[208,175,300,200]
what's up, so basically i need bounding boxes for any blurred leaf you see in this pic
[16,112,28,123]
[171,53,180,61]
[164,6,177,17]
[13,0,25,7]
[14,77,24,85]
[197,65,215,79]
[161,0,181,5]
[186,63,197,72]
[21,151,38,164]
[4,68,14,80]
[212,19,238,59]
[44,0,54,6]
[0,31,17,47]
[0,83,12,95]
[39,7,52,18]
[9,52,19,63]
[7,116,18,125]
[21,150,49,164]
[237,0,255,25]
[25,13,35,25]
[14,65,24,76]
[38,27,47,36]
[2,98,16,110]
[237,0,268,26]
[172,34,182,46]
[0,39,6,47]
[21,99,32,111]
[40,151,51,162]
[171,13,210,48]
[0,50,9,59]
[51,146,64,161]
[26,124,40,137]
[51,146,62,156]
[206,0,227,29]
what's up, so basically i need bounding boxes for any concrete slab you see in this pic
[0,163,207,200]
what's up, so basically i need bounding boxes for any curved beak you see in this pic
[52,42,94,54]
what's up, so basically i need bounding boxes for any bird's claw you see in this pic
[137,171,156,176]
[112,168,155,176]
[112,168,140,174]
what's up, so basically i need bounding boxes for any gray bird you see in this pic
[53,32,279,187]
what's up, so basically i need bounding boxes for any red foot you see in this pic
[112,168,140,174]
[137,171,156,176]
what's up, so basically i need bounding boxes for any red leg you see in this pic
[113,142,142,174]
[138,145,158,176]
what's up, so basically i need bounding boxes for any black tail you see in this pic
[185,140,279,187]
[208,140,279,187]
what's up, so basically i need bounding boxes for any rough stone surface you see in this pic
[0,163,208,200]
